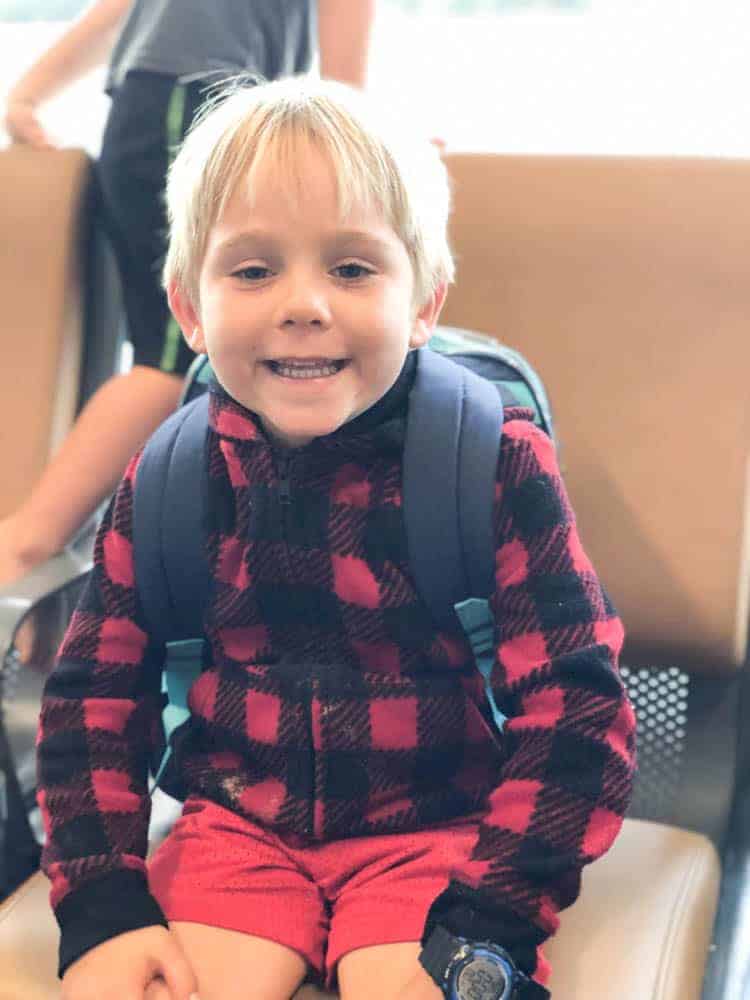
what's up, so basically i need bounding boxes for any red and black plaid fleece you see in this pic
[37,365,636,985]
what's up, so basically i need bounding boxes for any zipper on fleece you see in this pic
[273,449,317,835]
[277,452,293,506]
[274,451,295,547]
[305,674,316,838]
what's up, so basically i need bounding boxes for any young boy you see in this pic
[37,77,636,1000]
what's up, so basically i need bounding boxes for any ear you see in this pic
[409,282,448,349]
[167,280,206,354]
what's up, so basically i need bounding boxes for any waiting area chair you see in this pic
[1,151,749,998]
[0,145,123,906]
[0,146,92,523]
[0,143,123,525]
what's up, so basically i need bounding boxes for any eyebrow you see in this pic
[212,229,395,259]
[211,232,274,258]
[328,230,394,252]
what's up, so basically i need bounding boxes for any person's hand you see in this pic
[4,98,55,149]
[394,967,444,1000]
[60,925,199,1000]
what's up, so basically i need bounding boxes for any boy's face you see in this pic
[170,148,445,448]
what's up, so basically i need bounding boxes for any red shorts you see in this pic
[148,797,482,987]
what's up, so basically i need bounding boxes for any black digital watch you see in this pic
[420,925,547,1000]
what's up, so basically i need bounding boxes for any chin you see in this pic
[297,421,346,443]
[266,420,337,447]
[276,408,355,441]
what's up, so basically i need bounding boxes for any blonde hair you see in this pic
[163,75,454,306]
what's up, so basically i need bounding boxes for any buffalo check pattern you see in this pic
[38,376,635,987]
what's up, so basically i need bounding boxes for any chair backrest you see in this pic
[442,153,750,676]
[441,153,750,843]
[0,145,119,521]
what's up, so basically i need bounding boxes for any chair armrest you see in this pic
[0,549,93,655]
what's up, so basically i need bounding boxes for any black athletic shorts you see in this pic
[97,71,217,376]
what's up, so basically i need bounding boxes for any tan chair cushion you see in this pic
[0,818,719,998]
[546,818,719,999]
[443,153,750,671]
[0,870,58,1000]
[0,146,92,520]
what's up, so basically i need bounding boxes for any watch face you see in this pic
[454,954,511,1000]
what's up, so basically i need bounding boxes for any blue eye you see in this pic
[333,263,373,280]
[234,265,271,281]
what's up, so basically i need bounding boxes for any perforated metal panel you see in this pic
[620,663,741,844]
[621,665,689,823]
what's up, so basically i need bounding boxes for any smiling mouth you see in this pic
[265,359,349,379]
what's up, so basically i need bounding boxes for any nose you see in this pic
[276,271,332,331]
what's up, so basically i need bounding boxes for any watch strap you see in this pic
[516,976,550,999]
[420,923,460,989]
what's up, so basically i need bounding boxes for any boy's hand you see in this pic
[4,99,54,149]
[60,925,199,1000]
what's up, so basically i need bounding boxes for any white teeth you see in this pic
[273,361,341,379]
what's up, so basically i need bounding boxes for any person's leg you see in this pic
[142,924,309,1000]
[322,816,484,998]
[147,799,331,998]
[174,924,341,1000]
[0,73,203,588]
[143,955,336,1000]
[143,955,337,1000]
[0,366,182,585]
[338,942,438,1000]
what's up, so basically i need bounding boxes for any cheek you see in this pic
[353,289,415,343]
[202,303,260,355]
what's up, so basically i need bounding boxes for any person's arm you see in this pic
[4,0,132,147]
[317,0,376,88]
[36,451,168,978]
[420,413,637,992]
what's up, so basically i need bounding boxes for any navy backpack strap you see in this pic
[403,348,504,635]
[134,393,211,793]
[133,393,211,645]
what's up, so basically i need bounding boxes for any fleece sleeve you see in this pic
[422,415,637,991]
[36,452,169,978]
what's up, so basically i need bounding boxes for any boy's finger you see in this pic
[159,950,200,1000]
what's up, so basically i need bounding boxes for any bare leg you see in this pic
[163,921,309,1000]
[338,942,441,1000]
[145,979,336,1000]
[0,366,182,586]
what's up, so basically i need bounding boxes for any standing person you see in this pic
[0,0,375,587]
[37,76,636,1000]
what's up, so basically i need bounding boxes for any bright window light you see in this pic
[0,1,748,157]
